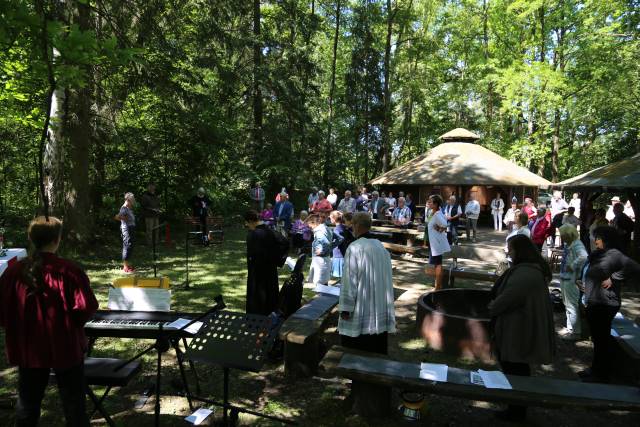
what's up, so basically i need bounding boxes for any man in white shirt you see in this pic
[392,197,412,226]
[464,193,480,242]
[568,193,581,219]
[550,191,569,218]
[606,196,621,222]
[427,195,451,290]
[338,190,357,213]
[339,212,396,354]
[327,188,338,208]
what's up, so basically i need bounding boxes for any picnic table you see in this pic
[0,248,27,278]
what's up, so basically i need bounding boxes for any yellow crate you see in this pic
[112,276,170,289]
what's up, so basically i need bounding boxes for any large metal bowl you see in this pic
[416,289,493,362]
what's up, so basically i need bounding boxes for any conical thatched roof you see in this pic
[370,142,551,187]
[556,152,640,189]
[439,128,480,141]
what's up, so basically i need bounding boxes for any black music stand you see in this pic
[151,222,166,278]
[186,311,293,426]
[113,295,226,427]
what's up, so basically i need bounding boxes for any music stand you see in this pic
[186,311,293,425]
[113,295,227,427]
[151,222,166,278]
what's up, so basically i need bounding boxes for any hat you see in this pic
[197,187,205,195]
[611,196,621,202]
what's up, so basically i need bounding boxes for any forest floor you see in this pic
[0,226,639,426]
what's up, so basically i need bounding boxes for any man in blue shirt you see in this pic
[274,192,294,232]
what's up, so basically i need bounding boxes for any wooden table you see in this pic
[370,226,423,246]
[0,248,27,278]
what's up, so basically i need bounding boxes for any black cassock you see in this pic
[246,224,280,315]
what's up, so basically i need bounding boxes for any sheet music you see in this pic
[108,288,171,312]
[166,318,203,334]
[478,370,512,389]
[285,256,297,271]
[185,408,214,425]
[419,363,448,382]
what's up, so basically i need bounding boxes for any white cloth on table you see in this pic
[0,248,28,277]
[338,237,396,337]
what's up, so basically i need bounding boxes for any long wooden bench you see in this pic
[382,242,429,257]
[612,314,640,381]
[278,293,339,378]
[320,346,640,418]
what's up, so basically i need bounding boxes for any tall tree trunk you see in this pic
[552,110,561,182]
[252,0,263,153]
[323,0,341,185]
[64,0,93,243]
[381,0,394,172]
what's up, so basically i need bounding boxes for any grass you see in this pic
[1,226,639,426]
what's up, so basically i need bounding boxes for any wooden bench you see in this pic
[320,346,640,418]
[382,242,429,257]
[278,293,339,378]
[184,216,224,243]
[612,314,640,381]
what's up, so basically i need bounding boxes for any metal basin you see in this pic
[416,289,493,362]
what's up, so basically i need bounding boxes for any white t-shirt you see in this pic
[428,211,451,257]
[327,193,338,205]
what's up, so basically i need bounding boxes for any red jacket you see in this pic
[0,253,98,368]
[531,216,550,245]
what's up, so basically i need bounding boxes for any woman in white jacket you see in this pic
[558,224,588,340]
[491,193,505,231]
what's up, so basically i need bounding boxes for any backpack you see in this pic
[338,229,355,256]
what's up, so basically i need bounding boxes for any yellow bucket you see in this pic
[112,276,170,289]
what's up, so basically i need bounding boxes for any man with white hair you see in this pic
[339,212,396,354]
[606,196,621,222]
[464,193,480,242]
[550,191,569,218]
[311,190,333,216]
[391,197,412,226]
[274,192,294,232]
[369,191,389,220]
[338,190,357,214]
[444,195,462,244]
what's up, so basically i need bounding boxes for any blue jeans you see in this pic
[121,225,134,261]
[16,364,88,426]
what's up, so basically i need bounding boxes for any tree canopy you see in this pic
[1,0,639,243]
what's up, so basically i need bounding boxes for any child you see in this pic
[305,214,333,287]
[291,211,312,253]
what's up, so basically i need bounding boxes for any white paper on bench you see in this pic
[419,363,448,382]
[615,312,624,320]
[478,370,512,389]
[107,288,171,312]
[184,408,214,425]
[314,284,340,296]
[165,318,203,334]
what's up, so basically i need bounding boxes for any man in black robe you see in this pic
[244,210,282,315]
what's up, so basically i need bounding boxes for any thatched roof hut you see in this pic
[556,153,640,190]
[369,128,551,211]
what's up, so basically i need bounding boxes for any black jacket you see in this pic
[584,248,640,308]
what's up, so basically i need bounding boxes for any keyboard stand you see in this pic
[88,296,226,427]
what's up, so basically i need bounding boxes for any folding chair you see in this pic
[84,357,142,426]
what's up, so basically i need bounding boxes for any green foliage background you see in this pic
[1,0,639,239]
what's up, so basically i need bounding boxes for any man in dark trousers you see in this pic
[140,183,161,245]
[189,187,212,244]
[244,210,284,315]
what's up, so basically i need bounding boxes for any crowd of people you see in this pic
[0,181,638,425]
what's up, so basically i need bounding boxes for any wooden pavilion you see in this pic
[369,128,551,214]
[556,152,640,256]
